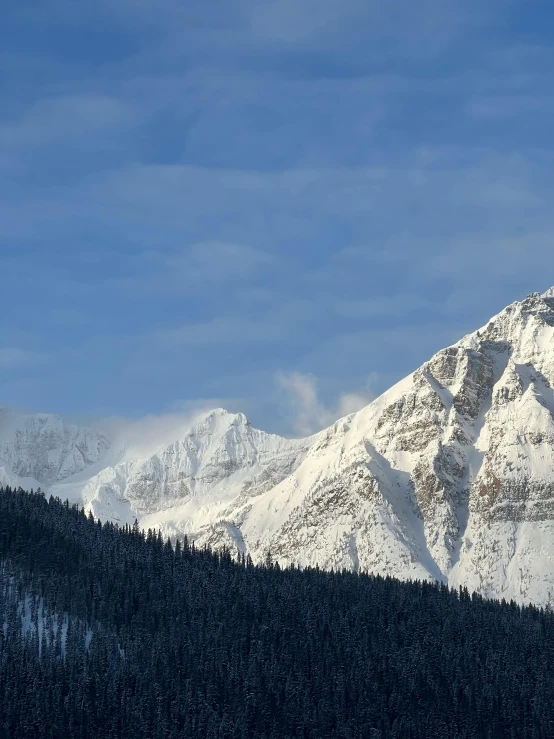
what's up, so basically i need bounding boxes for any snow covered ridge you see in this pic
[5,288,554,606]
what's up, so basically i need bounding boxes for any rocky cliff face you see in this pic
[4,290,554,606]
[183,290,554,606]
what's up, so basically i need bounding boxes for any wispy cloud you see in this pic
[334,294,435,319]
[0,95,133,147]
[159,316,287,347]
[466,94,547,120]
[0,348,45,370]
[276,370,374,436]
[119,243,276,297]
[248,0,475,57]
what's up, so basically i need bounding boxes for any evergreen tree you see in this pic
[1,485,554,738]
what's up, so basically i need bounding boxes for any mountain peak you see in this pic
[0,410,109,487]
[8,286,554,606]
[192,408,252,434]
[204,408,249,423]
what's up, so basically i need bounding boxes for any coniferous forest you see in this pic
[1,488,554,738]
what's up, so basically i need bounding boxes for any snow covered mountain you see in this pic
[4,288,554,606]
[0,409,109,490]
[50,409,314,538]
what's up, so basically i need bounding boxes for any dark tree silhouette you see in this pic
[0,485,553,738]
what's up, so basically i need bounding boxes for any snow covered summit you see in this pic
[4,289,554,605]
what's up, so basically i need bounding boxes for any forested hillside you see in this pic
[1,486,554,739]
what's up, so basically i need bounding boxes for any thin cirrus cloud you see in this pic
[159,316,287,348]
[69,150,551,253]
[26,0,481,58]
[0,348,45,370]
[334,295,434,319]
[248,0,472,53]
[0,0,553,433]
[110,243,277,303]
[466,94,547,120]
[143,243,275,287]
[0,95,133,147]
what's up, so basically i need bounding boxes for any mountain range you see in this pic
[3,288,554,606]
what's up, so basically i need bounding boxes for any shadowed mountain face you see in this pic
[4,290,554,606]
[0,410,109,487]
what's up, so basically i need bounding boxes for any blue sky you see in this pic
[1,0,554,435]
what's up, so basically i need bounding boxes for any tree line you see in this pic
[1,485,553,738]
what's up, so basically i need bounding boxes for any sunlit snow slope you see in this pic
[4,289,554,605]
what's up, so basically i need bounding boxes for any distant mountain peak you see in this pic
[0,411,109,488]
